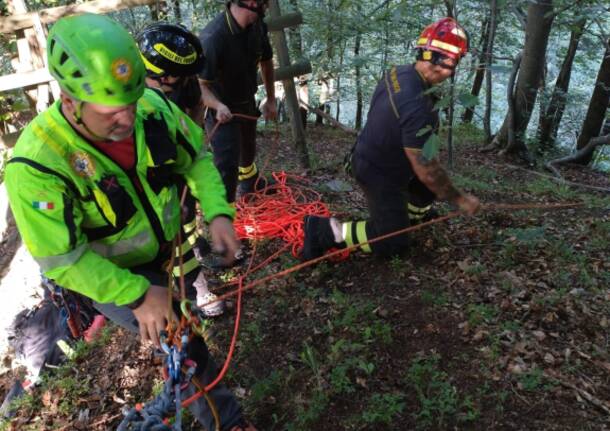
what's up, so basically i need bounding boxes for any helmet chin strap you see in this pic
[150,75,182,91]
[73,101,110,142]
[236,0,266,17]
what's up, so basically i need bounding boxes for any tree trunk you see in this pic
[150,0,168,21]
[484,0,498,144]
[462,17,490,124]
[492,0,555,155]
[287,0,302,56]
[575,39,610,164]
[173,0,181,22]
[536,18,586,152]
[354,32,363,130]
[336,43,345,122]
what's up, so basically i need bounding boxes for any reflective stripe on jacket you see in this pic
[5,89,233,306]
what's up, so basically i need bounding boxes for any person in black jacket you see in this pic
[302,18,480,260]
[198,0,277,203]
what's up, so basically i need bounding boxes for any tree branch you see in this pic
[545,134,610,177]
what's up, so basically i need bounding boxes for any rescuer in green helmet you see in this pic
[5,13,255,431]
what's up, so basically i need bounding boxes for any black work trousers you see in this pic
[349,154,436,256]
[205,110,258,204]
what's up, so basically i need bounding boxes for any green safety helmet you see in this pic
[47,13,145,106]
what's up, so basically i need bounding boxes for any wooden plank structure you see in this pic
[266,0,311,168]
[0,0,157,148]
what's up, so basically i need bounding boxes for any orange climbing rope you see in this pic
[233,171,332,256]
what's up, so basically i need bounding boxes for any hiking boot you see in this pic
[201,246,248,271]
[300,215,343,261]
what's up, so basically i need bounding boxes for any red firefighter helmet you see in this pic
[415,17,469,60]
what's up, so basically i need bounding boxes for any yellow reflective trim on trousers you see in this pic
[183,217,197,233]
[173,255,200,277]
[36,244,88,272]
[175,230,198,256]
[356,221,372,253]
[238,163,258,181]
[343,221,354,246]
[407,203,431,214]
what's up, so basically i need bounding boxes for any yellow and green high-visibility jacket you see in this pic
[5,89,234,306]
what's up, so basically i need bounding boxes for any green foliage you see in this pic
[406,353,479,429]
[421,289,449,307]
[452,173,495,192]
[249,370,283,406]
[518,367,552,392]
[360,392,406,425]
[524,178,580,200]
[422,133,442,160]
[284,390,329,431]
[456,93,480,109]
[467,303,497,327]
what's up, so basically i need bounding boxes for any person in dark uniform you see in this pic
[198,0,277,203]
[301,18,480,259]
[137,23,227,317]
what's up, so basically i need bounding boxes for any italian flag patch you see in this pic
[33,201,54,210]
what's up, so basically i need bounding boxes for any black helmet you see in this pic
[137,23,204,78]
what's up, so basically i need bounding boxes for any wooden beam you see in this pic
[299,100,357,136]
[256,59,311,85]
[0,130,21,149]
[267,0,309,168]
[0,67,54,92]
[265,12,302,31]
[0,0,156,33]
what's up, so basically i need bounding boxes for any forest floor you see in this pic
[0,123,609,430]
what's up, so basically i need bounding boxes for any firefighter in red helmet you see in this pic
[301,17,479,260]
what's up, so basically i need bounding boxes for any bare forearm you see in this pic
[198,79,224,110]
[260,59,275,100]
[405,149,462,203]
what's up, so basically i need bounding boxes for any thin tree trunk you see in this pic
[336,43,345,122]
[484,0,498,144]
[462,17,490,124]
[173,0,181,22]
[288,0,303,56]
[491,0,555,156]
[506,51,523,153]
[354,32,362,129]
[536,18,586,152]
[575,38,610,164]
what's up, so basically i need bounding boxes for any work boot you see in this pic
[201,246,248,271]
[237,175,277,199]
[301,215,344,260]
